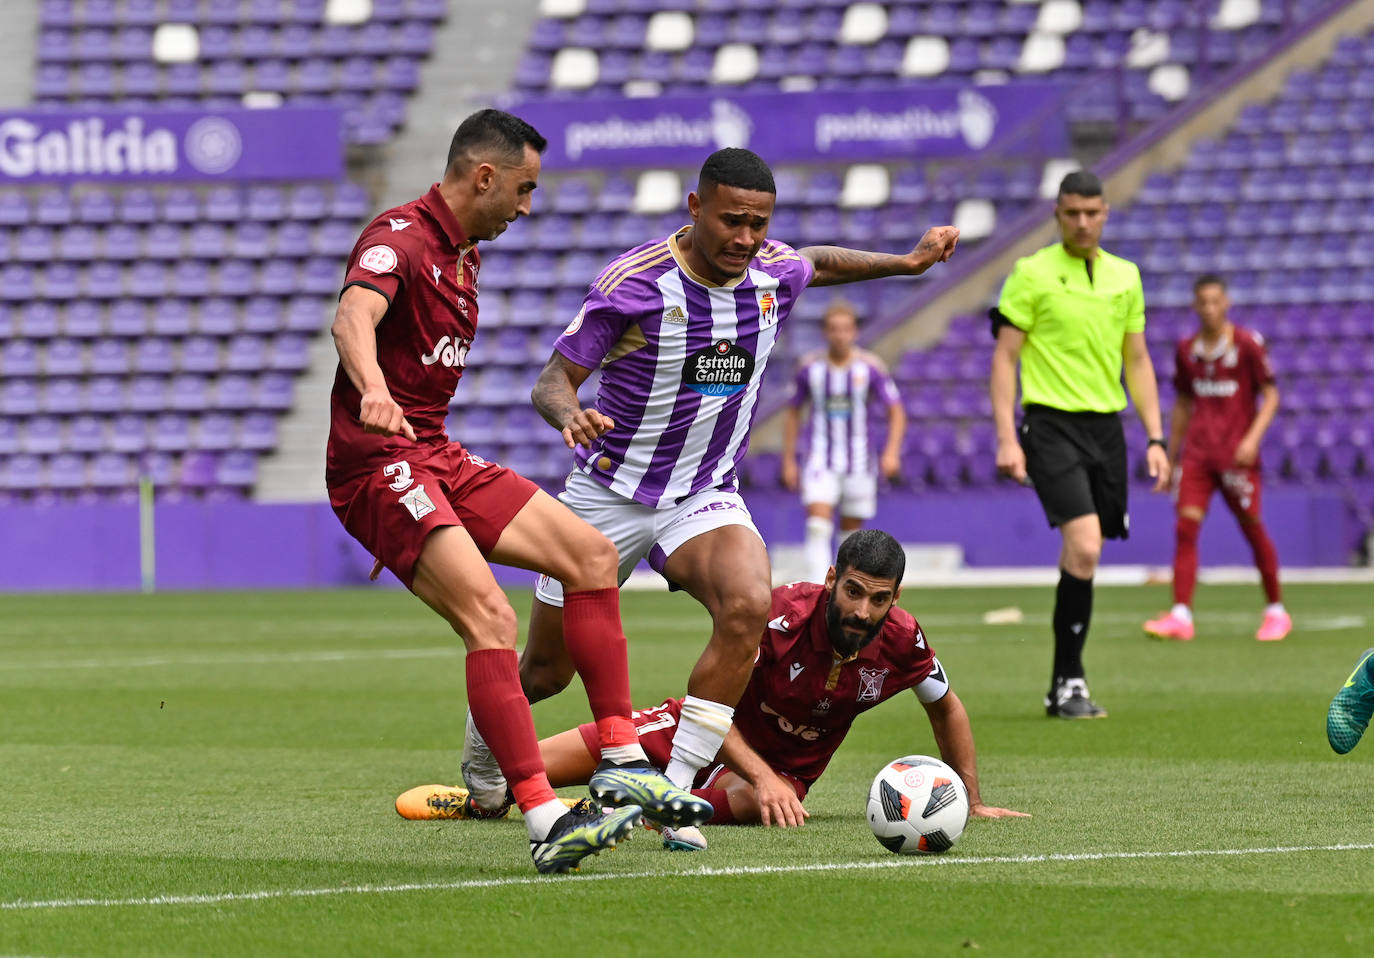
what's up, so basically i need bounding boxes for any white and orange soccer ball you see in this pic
[866,755,970,855]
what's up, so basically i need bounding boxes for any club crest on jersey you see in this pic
[857,666,890,702]
[683,339,755,396]
[399,484,436,521]
[757,290,779,327]
[563,304,586,336]
[359,244,397,274]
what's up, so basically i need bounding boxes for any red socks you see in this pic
[563,588,637,749]
[1173,516,1200,607]
[1240,519,1282,603]
[465,648,556,813]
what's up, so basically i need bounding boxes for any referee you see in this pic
[988,170,1171,719]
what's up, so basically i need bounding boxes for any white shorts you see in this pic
[800,466,878,520]
[535,470,764,607]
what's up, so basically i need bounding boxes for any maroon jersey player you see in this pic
[326,109,710,874]
[395,530,1026,846]
[1144,275,1288,643]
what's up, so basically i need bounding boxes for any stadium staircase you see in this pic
[0,3,39,106]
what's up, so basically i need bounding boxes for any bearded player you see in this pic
[401,530,1026,849]
[1143,275,1290,642]
[457,148,960,816]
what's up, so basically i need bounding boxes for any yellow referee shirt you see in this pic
[996,243,1146,413]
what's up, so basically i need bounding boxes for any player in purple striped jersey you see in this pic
[460,148,959,813]
[781,300,906,582]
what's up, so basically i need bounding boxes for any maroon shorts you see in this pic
[327,440,538,589]
[1176,458,1262,521]
[578,697,808,800]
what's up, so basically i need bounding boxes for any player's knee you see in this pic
[551,529,618,590]
[1176,515,1201,543]
[451,592,518,650]
[712,584,771,643]
[1063,536,1101,577]
[520,655,573,700]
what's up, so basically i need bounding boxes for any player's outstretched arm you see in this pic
[799,226,959,287]
[531,351,616,449]
[332,285,415,441]
[921,690,1029,819]
[717,726,809,827]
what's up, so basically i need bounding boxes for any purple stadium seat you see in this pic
[180,336,222,374]
[215,260,257,297]
[68,415,106,454]
[258,260,298,296]
[255,372,295,411]
[15,226,55,262]
[126,261,166,297]
[108,301,146,337]
[300,257,341,295]
[288,184,328,220]
[240,296,282,335]
[89,338,130,375]
[2,379,40,417]
[180,451,219,490]
[44,339,85,377]
[134,337,176,375]
[84,377,124,415]
[2,340,41,378]
[20,301,61,338]
[168,373,211,412]
[44,262,79,300]
[311,221,356,256]
[151,300,194,337]
[169,260,211,298]
[213,374,257,412]
[90,452,132,489]
[215,450,258,489]
[0,419,20,457]
[238,411,278,452]
[63,300,104,337]
[58,225,99,261]
[330,182,370,219]
[151,412,193,453]
[198,299,239,336]
[284,296,328,333]
[225,334,267,372]
[107,412,147,453]
[127,375,167,414]
[269,333,311,372]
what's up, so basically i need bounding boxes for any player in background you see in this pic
[1327,648,1374,754]
[400,530,1027,849]
[1144,275,1289,642]
[781,300,907,583]
[325,109,709,874]
[459,148,959,814]
[989,170,1170,719]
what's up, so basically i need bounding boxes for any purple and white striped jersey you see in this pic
[789,349,901,475]
[554,228,813,508]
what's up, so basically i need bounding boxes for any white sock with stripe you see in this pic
[663,695,735,788]
[804,515,834,583]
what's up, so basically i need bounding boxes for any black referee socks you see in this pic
[1052,568,1094,687]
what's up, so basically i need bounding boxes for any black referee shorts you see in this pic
[1020,404,1130,539]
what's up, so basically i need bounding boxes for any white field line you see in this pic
[918,612,1367,631]
[4,843,1372,912]
[0,647,459,671]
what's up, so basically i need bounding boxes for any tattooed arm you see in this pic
[532,351,614,449]
[799,226,960,287]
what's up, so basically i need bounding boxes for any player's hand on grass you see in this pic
[970,802,1030,819]
[560,408,615,449]
[359,387,415,441]
[756,772,809,828]
[780,457,799,491]
[995,438,1028,484]
[1233,436,1259,467]
[907,226,960,273]
[1146,443,1171,493]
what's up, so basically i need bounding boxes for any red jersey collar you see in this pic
[420,184,469,247]
[807,586,886,664]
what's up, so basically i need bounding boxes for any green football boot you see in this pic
[1327,648,1374,755]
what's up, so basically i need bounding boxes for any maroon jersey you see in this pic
[1173,325,1275,464]
[733,581,946,788]
[328,185,481,474]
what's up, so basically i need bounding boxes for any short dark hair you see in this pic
[446,109,547,173]
[1193,273,1227,293]
[698,147,776,196]
[1057,170,1103,199]
[834,529,905,585]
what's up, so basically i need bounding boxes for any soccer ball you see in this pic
[866,755,970,855]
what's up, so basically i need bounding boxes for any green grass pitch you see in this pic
[1,582,1371,957]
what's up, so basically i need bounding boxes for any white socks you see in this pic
[663,695,735,788]
[602,742,649,765]
[1266,602,1286,615]
[804,515,834,583]
[524,799,570,842]
[1171,603,1193,623]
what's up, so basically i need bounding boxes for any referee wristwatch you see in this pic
[1147,437,1167,451]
